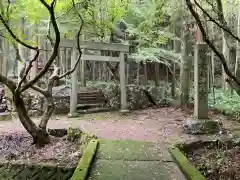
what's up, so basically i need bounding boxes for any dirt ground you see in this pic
[0,132,82,168]
[0,106,239,145]
[186,141,240,180]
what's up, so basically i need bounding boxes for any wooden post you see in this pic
[136,63,140,85]
[144,63,148,84]
[69,48,78,117]
[119,52,128,112]
[155,62,160,87]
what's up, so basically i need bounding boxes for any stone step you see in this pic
[76,107,110,114]
[77,96,106,100]
[78,92,103,96]
[77,103,104,109]
[77,99,107,105]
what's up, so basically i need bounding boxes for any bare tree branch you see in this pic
[185,0,240,86]
[0,74,16,92]
[193,0,240,43]
[21,0,60,92]
[12,43,47,95]
[17,48,40,90]
[39,0,85,129]
[58,56,81,79]
[0,16,38,50]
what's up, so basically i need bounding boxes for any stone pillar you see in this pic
[194,43,209,119]
[184,43,220,134]
[69,48,78,117]
[119,52,128,112]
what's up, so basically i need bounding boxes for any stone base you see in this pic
[183,117,221,135]
[48,128,68,137]
[119,109,130,114]
[68,112,80,118]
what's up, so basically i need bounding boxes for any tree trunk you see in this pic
[236,7,240,79]
[172,39,181,98]
[155,62,160,87]
[229,47,236,93]
[144,63,148,84]
[179,23,192,107]
[210,22,215,89]
[13,92,50,147]
[136,63,140,85]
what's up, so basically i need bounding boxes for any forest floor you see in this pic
[0,106,239,144]
[0,106,240,179]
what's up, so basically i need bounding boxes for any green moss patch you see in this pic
[0,112,12,121]
[169,146,206,180]
[71,139,98,180]
[89,159,184,180]
[96,139,172,161]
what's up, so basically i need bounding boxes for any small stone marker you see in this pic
[183,43,220,134]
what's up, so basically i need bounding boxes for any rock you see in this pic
[48,128,68,137]
[183,117,221,135]
[233,138,240,146]
[28,110,43,116]
[31,96,44,110]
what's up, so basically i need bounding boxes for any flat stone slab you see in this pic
[89,159,185,180]
[96,140,172,161]
[88,140,186,180]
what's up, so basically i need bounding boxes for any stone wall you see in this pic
[9,84,167,117]
[96,83,167,110]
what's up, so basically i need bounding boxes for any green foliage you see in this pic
[78,0,131,39]
[208,89,240,120]
[67,127,83,142]
[126,0,173,48]
[130,47,181,64]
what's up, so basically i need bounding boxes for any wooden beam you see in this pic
[82,55,121,62]
[39,37,130,52]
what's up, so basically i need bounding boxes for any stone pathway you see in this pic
[88,139,186,180]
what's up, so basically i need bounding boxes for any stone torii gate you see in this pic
[34,38,130,116]
[68,41,130,116]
